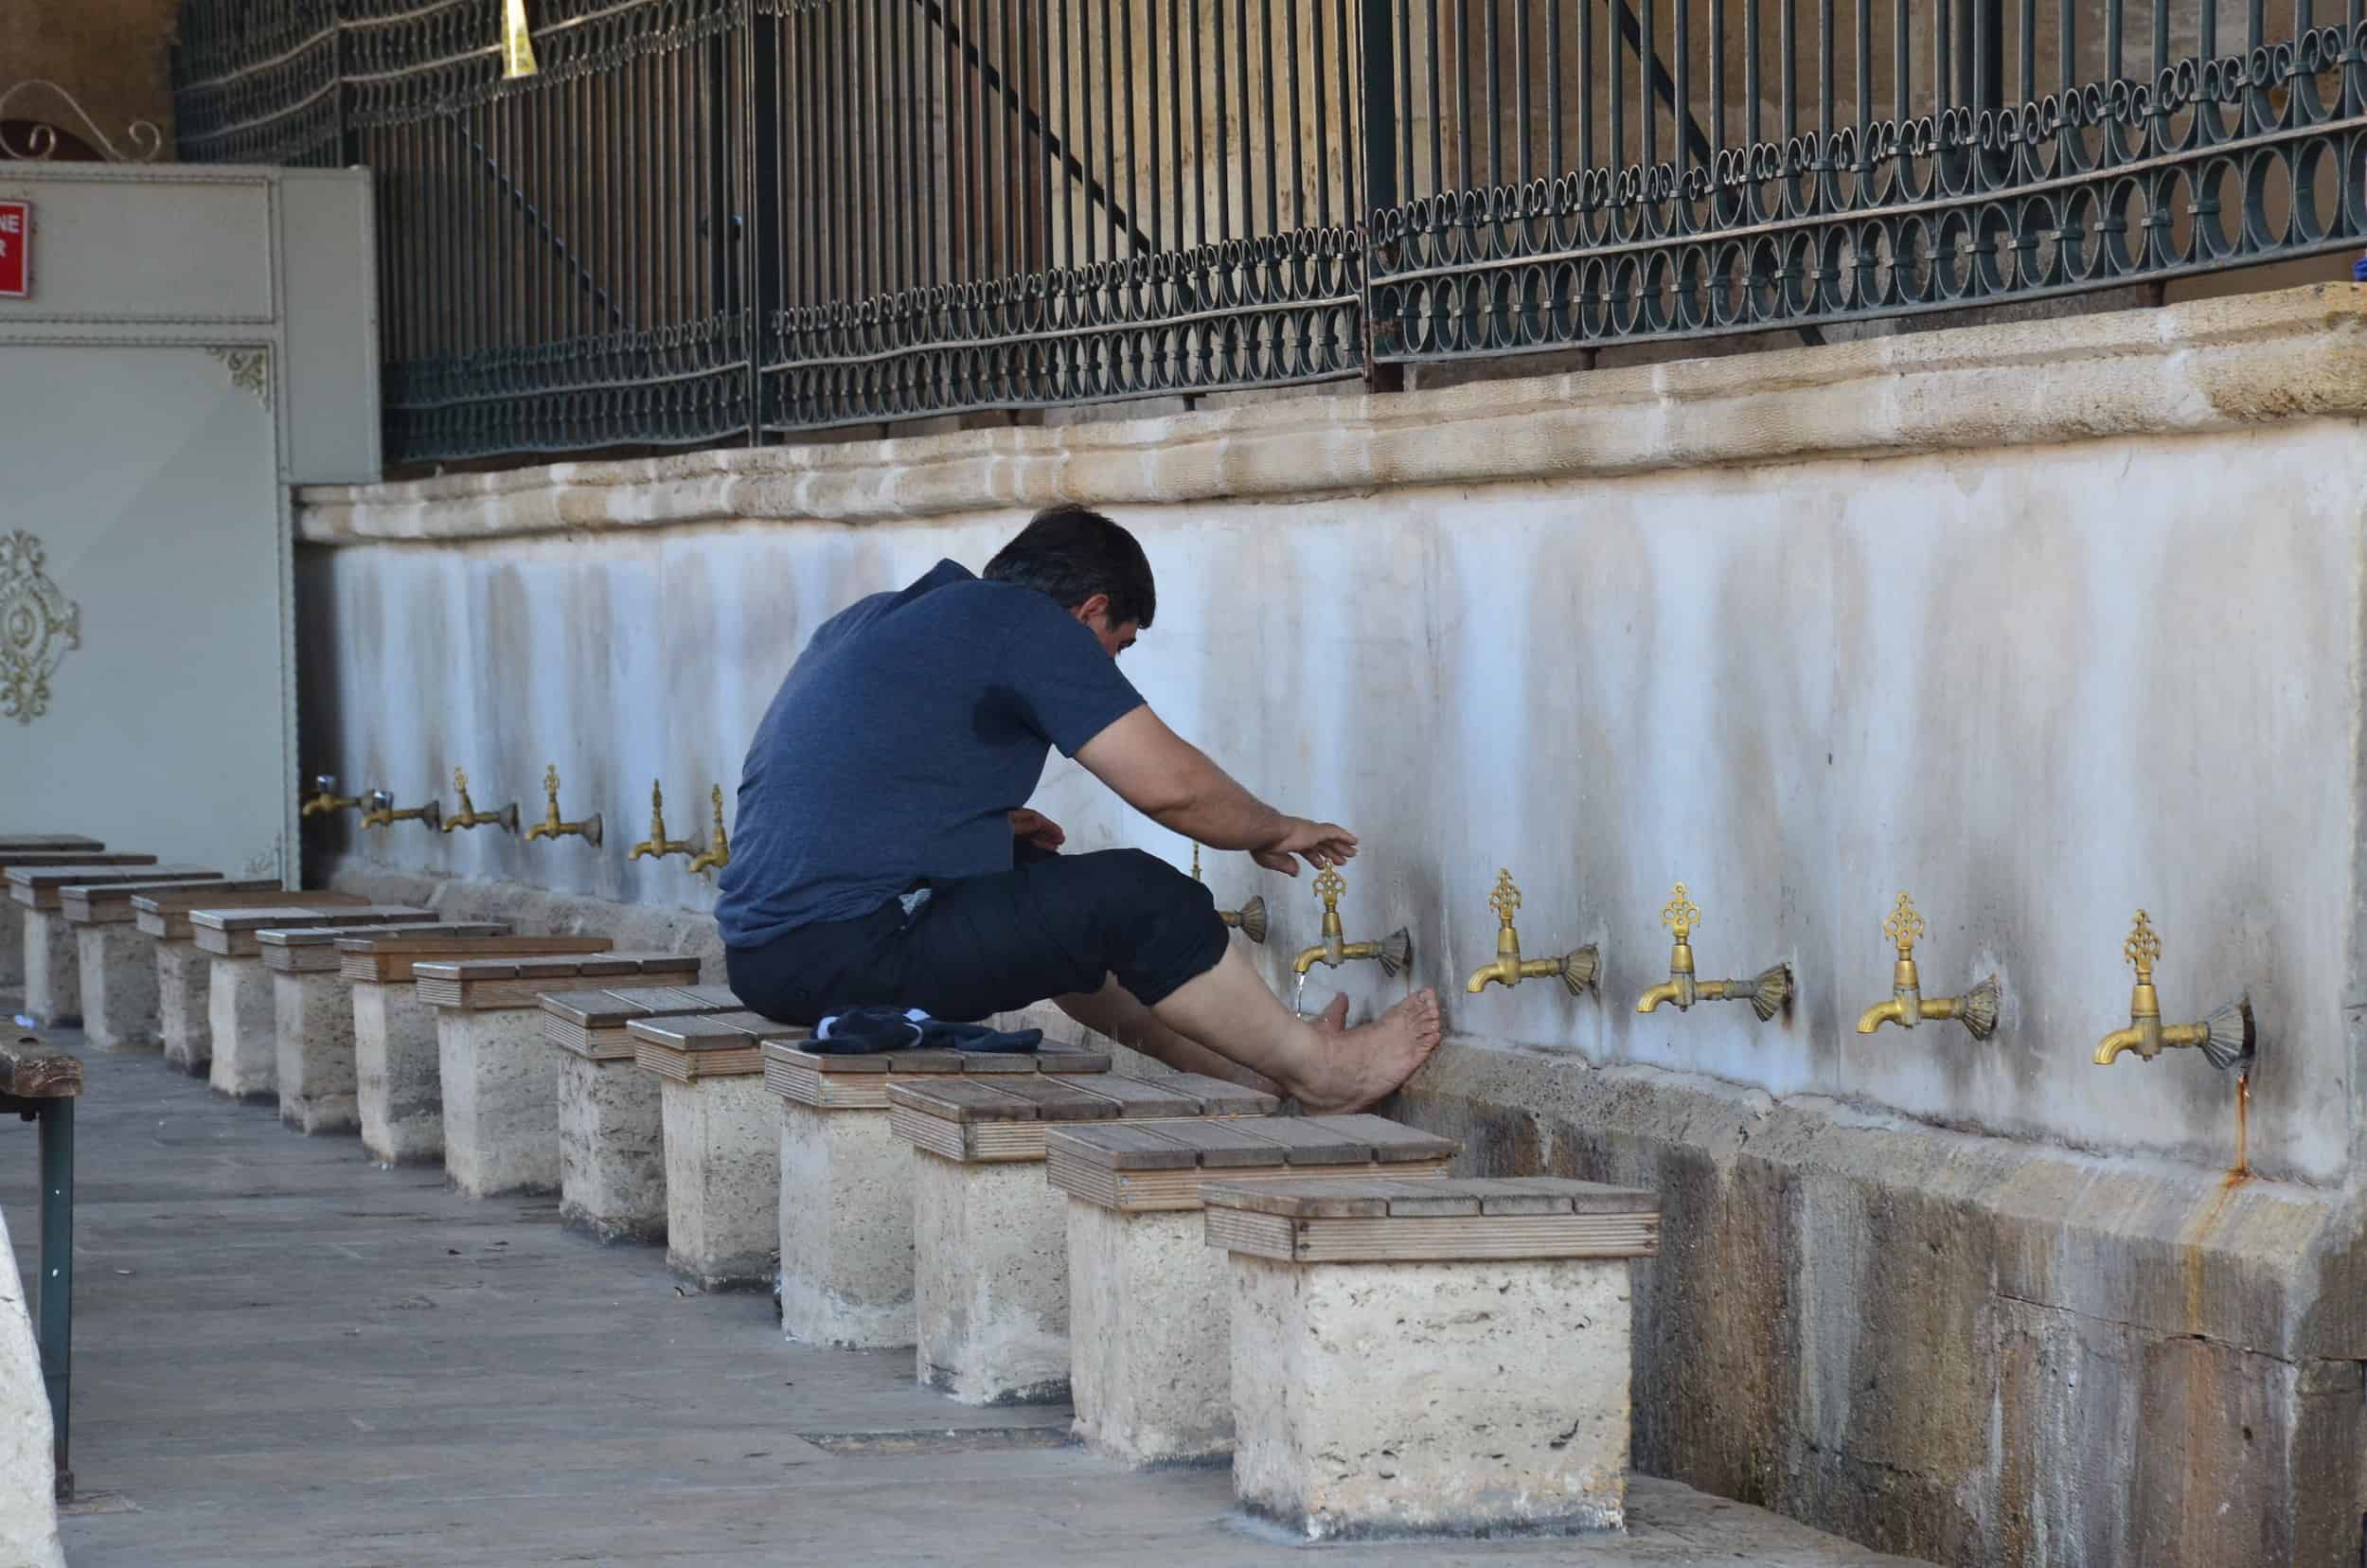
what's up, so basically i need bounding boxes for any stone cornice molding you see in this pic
[297,284,2367,544]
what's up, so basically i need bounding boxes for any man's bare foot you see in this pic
[1291,989,1443,1114]
[1313,993,1349,1032]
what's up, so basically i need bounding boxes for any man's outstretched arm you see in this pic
[1076,706,1356,874]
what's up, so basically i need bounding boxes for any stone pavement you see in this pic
[3,1031,1931,1568]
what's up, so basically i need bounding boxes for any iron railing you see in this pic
[171,0,2366,464]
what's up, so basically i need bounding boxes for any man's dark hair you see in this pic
[983,506,1156,629]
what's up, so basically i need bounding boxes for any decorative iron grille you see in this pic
[171,0,2364,462]
[1362,0,2367,359]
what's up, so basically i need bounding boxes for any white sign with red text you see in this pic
[0,201,28,298]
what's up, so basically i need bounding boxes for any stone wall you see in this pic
[296,285,2367,1566]
[0,1202,64,1568]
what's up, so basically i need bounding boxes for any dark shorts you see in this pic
[724,847,1231,1026]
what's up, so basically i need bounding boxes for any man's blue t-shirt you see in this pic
[715,560,1147,948]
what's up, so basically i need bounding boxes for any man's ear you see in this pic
[1070,592,1112,629]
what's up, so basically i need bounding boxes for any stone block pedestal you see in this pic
[275,970,359,1134]
[354,979,443,1165]
[0,900,24,990]
[555,1052,666,1241]
[1207,1177,1661,1541]
[913,1149,1072,1405]
[438,1007,560,1197]
[1050,1114,1457,1467]
[658,1075,780,1290]
[158,941,214,1075]
[776,1102,915,1347]
[629,1012,804,1290]
[77,924,160,1051]
[206,955,278,1103]
[20,910,78,1026]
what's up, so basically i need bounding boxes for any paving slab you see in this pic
[4,1032,1931,1568]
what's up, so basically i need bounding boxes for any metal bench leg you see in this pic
[37,1096,71,1502]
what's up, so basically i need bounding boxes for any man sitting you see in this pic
[717,505,1440,1112]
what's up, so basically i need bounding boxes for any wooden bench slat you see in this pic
[1210,1115,1389,1165]
[266,921,507,949]
[0,1036,81,1099]
[1158,1072,1281,1117]
[885,1078,1040,1122]
[1199,1178,1392,1218]
[1046,1074,1205,1118]
[1203,1176,1656,1219]
[970,1073,1135,1121]
[1110,1118,1292,1167]
[12,864,220,910]
[539,986,690,1027]
[0,835,103,853]
[1041,1123,1204,1170]
[62,876,277,924]
[1314,1114,1466,1164]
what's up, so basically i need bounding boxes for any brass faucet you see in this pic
[1634,882,1791,1019]
[1854,892,2001,1040]
[1191,843,1268,944]
[628,778,697,863]
[524,763,603,847]
[687,784,733,877]
[360,788,442,832]
[441,767,520,834]
[2092,911,2254,1068]
[1465,869,1599,995]
[1290,866,1413,977]
[299,774,361,819]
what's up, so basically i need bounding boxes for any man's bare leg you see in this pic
[1146,943,1441,1114]
[1056,976,1348,1094]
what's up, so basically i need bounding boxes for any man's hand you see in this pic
[1009,809,1066,853]
[1251,817,1358,876]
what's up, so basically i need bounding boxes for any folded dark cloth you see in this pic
[811,1005,1041,1056]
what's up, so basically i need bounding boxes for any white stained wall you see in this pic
[300,402,2360,1186]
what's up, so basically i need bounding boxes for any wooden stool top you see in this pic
[763,1039,1114,1112]
[543,986,749,1060]
[889,1072,1279,1164]
[0,851,152,873]
[1201,1176,1661,1264]
[12,864,220,912]
[0,834,103,854]
[62,876,277,926]
[0,1036,80,1100]
[257,921,514,974]
[133,888,369,940]
[337,931,612,984]
[1047,1114,1460,1212]
[191,905,436,957]
[630,1011,810,1082]
[412,952,701,1010]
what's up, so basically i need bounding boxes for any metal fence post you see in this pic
[1358,0,1398,388]
[747,2,779,447]
[38,1096,72,1501]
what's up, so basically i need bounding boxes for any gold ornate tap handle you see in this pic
[1313,865,1345,911]
[2124,910,2161,979]
[1489,869,1522,925]
[1660,882,1700,941]
[1884,892,1925,954]
[543,763,561,804]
